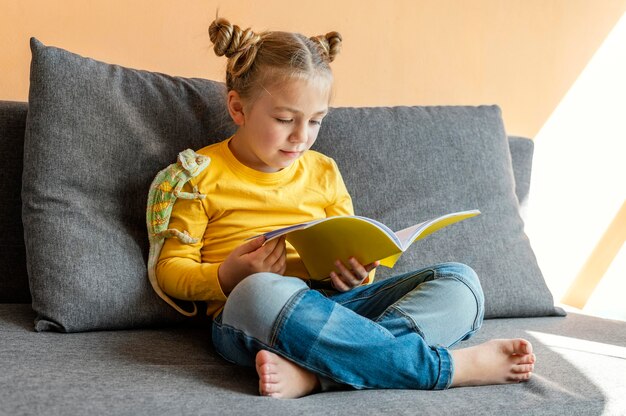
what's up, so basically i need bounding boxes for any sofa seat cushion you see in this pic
[1,305,624,415]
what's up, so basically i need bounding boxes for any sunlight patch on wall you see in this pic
[584,242,626,321]
[525,11,626,320]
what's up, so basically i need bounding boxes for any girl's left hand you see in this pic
[329,257,380,292]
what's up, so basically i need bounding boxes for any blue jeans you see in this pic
[211,262,484,391]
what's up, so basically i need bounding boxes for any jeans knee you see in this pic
[229,272,285,299]
[226,272,308,312]
[437,262,484,320]
[221,273,308,345]
[438,262,481,291]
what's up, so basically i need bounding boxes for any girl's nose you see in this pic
[289,123,308,143]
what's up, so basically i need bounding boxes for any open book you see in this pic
[260,209,481,279]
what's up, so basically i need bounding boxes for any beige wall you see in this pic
[1,0,625,138]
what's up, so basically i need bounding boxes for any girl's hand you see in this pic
[329,257,379,292]
[218,236,287,294]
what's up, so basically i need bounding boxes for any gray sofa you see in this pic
[1,38,625,415]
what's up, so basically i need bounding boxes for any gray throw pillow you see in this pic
[314,107,562,318]
[23,38,235,332]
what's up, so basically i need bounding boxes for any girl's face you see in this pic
[228,76,331,173]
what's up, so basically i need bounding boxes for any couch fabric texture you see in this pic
[2,304,625,415]
[2,38,625,415]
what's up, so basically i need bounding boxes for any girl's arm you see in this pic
[324,160,354,218]
[156,182,227,302]
[157,180,289,298]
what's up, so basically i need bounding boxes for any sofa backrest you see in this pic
[0,100,534,305]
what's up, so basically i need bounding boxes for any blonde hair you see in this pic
[208,17,341,102]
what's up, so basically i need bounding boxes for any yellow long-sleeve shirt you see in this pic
[156,137,354,317]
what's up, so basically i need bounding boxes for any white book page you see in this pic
[394,220,428,249]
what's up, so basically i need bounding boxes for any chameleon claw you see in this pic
[191,186,207,200]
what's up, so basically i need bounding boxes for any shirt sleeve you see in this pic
[155,180,227,302]
[325,159,355,217]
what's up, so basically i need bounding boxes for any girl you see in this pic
[156,17,536,399]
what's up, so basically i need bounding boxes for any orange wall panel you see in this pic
[1,0,625,138]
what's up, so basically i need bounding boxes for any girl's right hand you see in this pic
[218,236,287,294]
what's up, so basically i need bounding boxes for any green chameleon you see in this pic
[146,149,211,317]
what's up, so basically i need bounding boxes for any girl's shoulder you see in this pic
[301,150,344,183]
[302,149,339,170]
[194,139,233,168]
[194,140,223,158]
[186,140,228,184]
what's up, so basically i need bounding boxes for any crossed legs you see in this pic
[213,264,535,398]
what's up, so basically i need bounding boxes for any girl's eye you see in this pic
[275,118,323,126]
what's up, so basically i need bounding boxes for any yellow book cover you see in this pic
[261,209,481,280]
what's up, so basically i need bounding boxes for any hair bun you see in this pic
[208,17,261,59]
[310,31,342,63]
[209,17,262,77]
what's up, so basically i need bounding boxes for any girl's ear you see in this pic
[227,90,246,126]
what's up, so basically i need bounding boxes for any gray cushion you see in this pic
[23,38,557,333]
[314,107,561,318]
[23,38,233,331]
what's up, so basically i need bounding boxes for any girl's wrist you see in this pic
[217,263,238,295]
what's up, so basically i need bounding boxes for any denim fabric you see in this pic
[212,262,484,391]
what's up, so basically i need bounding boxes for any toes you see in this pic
[517,339,533,354]
[503,338,533,355]
[256,350,274,367]
[256,361,274,377]
[256,350,281,397]
[262,380,275,394]
[512,363,535,374]
[259,376,282,397]
[516,353,536,365]
[507,371,532,383]
[256,351,279,374]
[260,371,277,383]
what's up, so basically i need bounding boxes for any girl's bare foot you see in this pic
[450,338,535,387]
[255,350,320,398]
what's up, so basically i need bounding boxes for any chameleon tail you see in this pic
[147,243,198,317]
[158,229,198,244]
